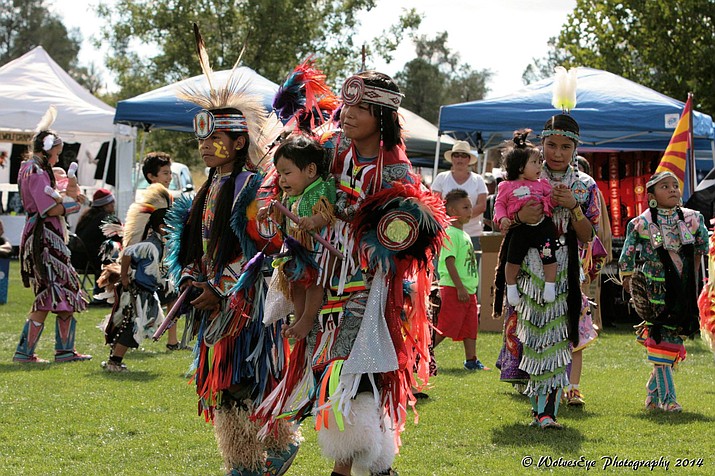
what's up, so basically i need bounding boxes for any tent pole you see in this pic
[133,130,147,195]
[432,134,442,183]
[101,139,114,187]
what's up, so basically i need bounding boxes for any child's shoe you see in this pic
[506,284,521,306]
[464,359,490,371]
[660,401,682,413]
[644,396,659,411]
[101,360,128,372]
[543,282,556,303]
[565,387,585,406]
[537,416,563,429]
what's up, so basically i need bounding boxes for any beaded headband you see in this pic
[341,75,403,110]
[193,110,248,139]
[540,128,580,143]
[646,171,678,189]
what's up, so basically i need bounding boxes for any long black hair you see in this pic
[27,130,59,188]
[353,70,403,150]
[645,175,699,338]
[501,129,540,181]
[180,110,250,272]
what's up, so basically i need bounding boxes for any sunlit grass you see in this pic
[1,260,714,475]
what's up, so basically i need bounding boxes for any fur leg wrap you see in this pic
[317,393,395,474]
[213,401,265,474]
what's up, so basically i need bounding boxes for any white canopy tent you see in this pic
[0,47,134,243]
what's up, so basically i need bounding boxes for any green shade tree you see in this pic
[96,0,420,165]
[395,32,491,124]
[0,0,81,71]
[525,0,715,114]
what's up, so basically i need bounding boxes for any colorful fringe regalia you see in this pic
[513,165,600,396]
[169,23,299,476]
[269,176,337,298]
[18,156,87,314]
[255,136,446,474]
[698,223,715,355]
[619,205,708,409]
[104,233,166,348]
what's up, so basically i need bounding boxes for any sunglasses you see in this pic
[451,152,471,158]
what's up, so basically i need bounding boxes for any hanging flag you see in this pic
[655,95,692,190]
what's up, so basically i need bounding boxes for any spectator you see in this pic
[75,188,117,305]
[431,141,488,249]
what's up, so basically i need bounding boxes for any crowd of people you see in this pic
[8,38,713,475]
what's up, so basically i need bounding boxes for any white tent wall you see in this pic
[114,125,137,220]
[0,47,135,244]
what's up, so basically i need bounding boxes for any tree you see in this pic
[0,0,81,71]
[540,0,715,114]
[96,0,421,165]
[395,32,491,124]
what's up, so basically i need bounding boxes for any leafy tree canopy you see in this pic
[395,32,491,124]
[525,0,715,115]
[96,0,421,165]
[0,0,81,70]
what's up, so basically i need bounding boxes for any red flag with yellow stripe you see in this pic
[655,96,692,189]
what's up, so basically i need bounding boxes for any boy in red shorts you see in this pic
[434,189,489,370]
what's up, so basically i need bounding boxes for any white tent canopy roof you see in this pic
[0,46,115,143]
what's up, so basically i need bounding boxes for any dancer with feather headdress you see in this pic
[620,172,708,412]
[166,24,296,476]
[13,106,91,364]
[495,67,600,428]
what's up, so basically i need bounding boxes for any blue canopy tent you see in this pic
[114,68,278,131]
[437,67,715,193]
[114,67,453,168]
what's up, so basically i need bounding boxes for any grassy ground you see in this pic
[1,260,714,475]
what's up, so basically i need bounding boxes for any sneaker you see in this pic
[13,353,49,364]
[644,396,659,411]
[538,416,563,430]
[101,360,128,372]
[565,388,585,406]
[464,359,490,371]
[660,401,682,413]
[55,351,92,363]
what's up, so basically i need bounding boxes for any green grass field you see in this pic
[1,260,714,475]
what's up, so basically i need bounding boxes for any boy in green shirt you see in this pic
[435,189,488,370]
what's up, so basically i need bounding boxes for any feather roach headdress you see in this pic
[273,58,339,131]
[177,23,282,169]
[122,183,172,248]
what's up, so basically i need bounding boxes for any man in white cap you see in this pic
[431,141,488,247]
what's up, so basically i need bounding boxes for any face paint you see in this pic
[212,140,229,159]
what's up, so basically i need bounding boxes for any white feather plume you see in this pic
[35,105,57,133]
[551,66,578,112]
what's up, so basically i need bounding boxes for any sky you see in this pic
[48,0,576,99]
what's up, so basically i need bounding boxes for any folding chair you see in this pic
[68,233,96,294]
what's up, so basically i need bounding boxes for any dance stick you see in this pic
[270,200,343,260]
[152,286,191,341]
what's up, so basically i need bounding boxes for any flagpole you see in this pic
[688,92,696,196]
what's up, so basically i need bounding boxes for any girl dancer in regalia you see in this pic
[620,171,708,412]
[166,25,297,476]
[13,107,91,364]
[258,70,445,476]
